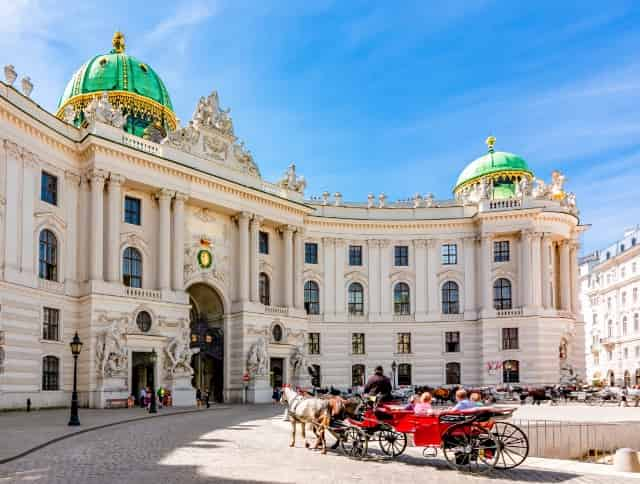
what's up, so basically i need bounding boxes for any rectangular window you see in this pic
[308,333,320,355]
[445,331,460,353]
[494,240,510,262]
[42,307,60,341]
[305,243,318,264]
[349,245,362,266]
[259,231,269,255]
[124,196,141,225]
[311,364,321,387]
[42,356,59,391]
[397,333,411,354]
[502,327,519,350]
[441,243,458,265]
[394,245,409,266]
[41,172,58,206]
[352,333,365,355]
[398,363,412,386]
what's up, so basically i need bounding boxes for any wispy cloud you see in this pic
[144,0,216,43]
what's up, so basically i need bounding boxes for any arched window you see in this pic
[398,363,412,386]
[442,281,459,314]
[42,356,59,391]
[259,273,270,306]
[304,281,320,315]
[503,360,520,383]
[445,362,461,385]
[122,247,142,288]
[352,364,365,387]
[348,283,364,315]
[38,229,58,281]
[624,371,632,388]
[493,278,512,310]
[393,283,410,315]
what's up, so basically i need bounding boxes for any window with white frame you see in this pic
[42,307,60,341]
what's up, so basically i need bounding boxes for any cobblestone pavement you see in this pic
[0,404,636,484]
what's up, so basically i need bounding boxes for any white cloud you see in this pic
[144,0,216,43]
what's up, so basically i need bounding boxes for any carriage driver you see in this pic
[364,366,393,402]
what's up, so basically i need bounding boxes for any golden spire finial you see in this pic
[486,135,496,152]
[112,31,125,53]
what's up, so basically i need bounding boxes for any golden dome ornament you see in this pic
[112,31,125,53]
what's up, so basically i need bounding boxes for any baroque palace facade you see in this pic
[580,226,640,387]
[0,34,584,408]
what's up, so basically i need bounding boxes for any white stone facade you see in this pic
[580,226,640,387]
[0,75,583,408]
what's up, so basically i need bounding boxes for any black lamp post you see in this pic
[149,348,157,414]
[68,332,83,426]
[391,360,397,390]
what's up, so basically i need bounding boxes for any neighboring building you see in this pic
[580,226,640,387]
[0,33,584,408]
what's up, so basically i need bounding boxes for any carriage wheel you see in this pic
[491,422,529,469]
[378,430,407,457]
[441,423,499,474]
[340,427,368,459]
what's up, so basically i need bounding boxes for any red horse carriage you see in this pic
[333,398,528,474]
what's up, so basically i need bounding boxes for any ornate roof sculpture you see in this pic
[56,32,177,137]
[161,90,261,178]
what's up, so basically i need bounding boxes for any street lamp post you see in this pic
[68,332,83,426]
[391,360,397,390]
[149,348,157,414]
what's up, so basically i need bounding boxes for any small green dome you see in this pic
[56,32,177,135]
[455,151,531,189]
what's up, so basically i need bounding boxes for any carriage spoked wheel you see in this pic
[340,427,369,459]
[491,422,529,469]
[378,429,407,457]
[441,423,499,474]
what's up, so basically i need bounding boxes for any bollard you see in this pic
[26,398,31,412]
[613,448,640,473]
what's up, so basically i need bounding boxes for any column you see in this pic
[520,231,532,308]
[559,240,571,311]
[379,240,391,315]
[249,215,262,302]
[541,235,551,309]
[172,192,188,291]
[334,239,345,316]
[414,240,427,318]
[368,240,381,318]
[64,172,81,282]
[282,225,294,308]
[530,233,542,309]
[480,235,492,312]
[570,241,580,314]
[20,151,38,276]
[426,240,439,316]
[237,211,251,302]
[323,238,335,315]
[106,173,124,282]
[89,169,107,281]
[3,141,21,272]
[293,228,305,310]
[156,188,174,291]
[463,236,476,316]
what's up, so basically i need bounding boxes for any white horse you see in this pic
[280,387,333,453]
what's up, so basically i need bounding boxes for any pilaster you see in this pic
[293,227,305,310]
[334,239,346,317]
[426,239,439,317]
[236,211,251,302]
[463,236,477,319]
[541,234,552,309]
[64,171,81,285]
[281,225,295,308]
[20,150,38,280]
[414,239,427,319]
[323,238,335,316]
[249,215,262,303]
[379,239,391,317]
[559,239,571,311]
[172,192,188,291]
[88,169,107,282]
[367,240,381,320]
[480,234,493,317]
[106,173,125,283]
[520,230,532,309]
[3,141,21,275]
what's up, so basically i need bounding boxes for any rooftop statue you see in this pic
[84,91,127,129]
[278,162,306,194]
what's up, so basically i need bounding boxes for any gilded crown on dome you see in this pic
[112,32,125,53]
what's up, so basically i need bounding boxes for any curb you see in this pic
[0,405,230,466]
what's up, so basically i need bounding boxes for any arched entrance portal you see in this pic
[188,283,225,403]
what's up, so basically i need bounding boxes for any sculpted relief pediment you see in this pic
[162,90,260,178]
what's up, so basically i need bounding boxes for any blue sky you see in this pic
[2,0,639,254]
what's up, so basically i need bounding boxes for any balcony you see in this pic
[121,133,160,155]
[496,307,523,318]
[124,287,161,300]
[265,305,289,316]
[441,313,464,321]
[393,314,415,322]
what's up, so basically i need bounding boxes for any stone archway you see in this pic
[187,283,225,403]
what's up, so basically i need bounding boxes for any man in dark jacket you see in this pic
[364,366,392,401]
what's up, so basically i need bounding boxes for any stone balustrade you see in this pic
[124,287,162,300]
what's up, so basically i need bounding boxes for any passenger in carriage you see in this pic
[452,389,475,411]
[413,392,433,415]
[469,392,484,407]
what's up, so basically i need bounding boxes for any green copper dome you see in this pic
[56,32,177,136]
[453,137,534,198]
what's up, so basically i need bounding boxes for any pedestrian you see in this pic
[139,387,147,408]
[272,387,280,404]
[144,386,151,409]
[204,389,210,408]
[157,386,164,409]
[196,388,202,408]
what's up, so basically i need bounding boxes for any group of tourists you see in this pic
[196,388,211,408]
[137,386,171,410]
